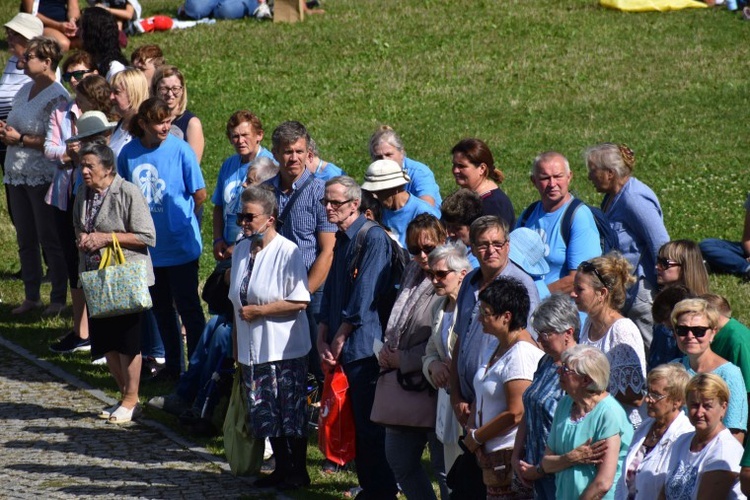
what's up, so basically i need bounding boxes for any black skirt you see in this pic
[89,312,142,359]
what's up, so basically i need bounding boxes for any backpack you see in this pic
[519,198,619,255]
[348,220,409,331]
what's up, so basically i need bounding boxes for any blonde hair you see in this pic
[578,252,637,310]
[671,298,720,330]
[152,65,187,115]
[110,68,150,114]
[648,363,690,402]
[686,372,730,406]
[658,240,710,295]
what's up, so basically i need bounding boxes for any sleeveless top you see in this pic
[170,110,196,142]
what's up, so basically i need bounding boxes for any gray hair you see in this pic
[271,121,310,151]
[584,143,633,179]
[369,126,404,160]
[561,345,610,393]
[240,184,278,219]
[308,137,319,157]
[249,157,279,184]
[469,215,508,247]
[531,151,570,177]
[428,241,473,273]
[79,143,116,174]
[326,175,362,201]
[531,293,581,341]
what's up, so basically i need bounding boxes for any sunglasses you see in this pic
[656,257,682,270]
[235,212,267,225]
[474,240,507,253]
[674,325,711,338]
[426,269,455,280]
[408,244,436,256]
[580,261,607,286]
[63,69,93,82]
[319,198,352,209]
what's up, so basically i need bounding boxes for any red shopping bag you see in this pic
[318,365,356,466]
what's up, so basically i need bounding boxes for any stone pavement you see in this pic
[0,337,286,499]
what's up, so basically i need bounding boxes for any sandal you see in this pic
[108,404,141,424]
[98,402,121,419]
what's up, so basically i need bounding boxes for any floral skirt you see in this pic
[239,356,308,438]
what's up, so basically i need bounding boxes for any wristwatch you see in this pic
[18,134,25,147]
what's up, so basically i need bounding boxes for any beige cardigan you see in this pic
[422,296,458,389]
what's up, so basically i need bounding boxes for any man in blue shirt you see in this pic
[265,121,336,383]
[317,176,398,500]
[518,151,601,293]
[361,159,441,249]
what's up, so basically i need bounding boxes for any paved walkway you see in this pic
[0,337,282,499]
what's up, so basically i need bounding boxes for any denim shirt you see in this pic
[318,214,393,365]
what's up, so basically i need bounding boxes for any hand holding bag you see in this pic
[223,366,263,476]
[80,233,152,318]
[318,365,356,466]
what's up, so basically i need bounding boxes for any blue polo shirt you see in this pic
[382,194,442,248]
[404,156,442,205]
[318,214,393,365]
[211,148,276,245]
[265,169,336,272]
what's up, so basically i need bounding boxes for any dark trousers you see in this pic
[342,356,398,499]
[150,259,206,373]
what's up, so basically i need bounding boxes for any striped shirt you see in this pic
[0,58,31,159]
[265,168,336,272]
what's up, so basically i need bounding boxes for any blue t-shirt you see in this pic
[680,357,748,432]
[403,156,442,206]
[518,198,602,283]
[311,159,346,181]
[117,134,205,267]
[548,395,633,500]
[210,148,275,244]
[382,194,441,248]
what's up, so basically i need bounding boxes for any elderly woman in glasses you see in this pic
[1,36,70,316]
[659,373,744,499]
[614,363,694,499]
[542,345,633,500]
[371,214,449,500]
[422,242,472,474]
[671,298,747,443]
[152,65,204,163]
[229,184,311,490]
[584,143,669,351]
[512,293,580,499]
[572,253,647,428]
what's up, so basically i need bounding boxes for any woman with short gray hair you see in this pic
[542,344,634,499]
[512,294,580,498]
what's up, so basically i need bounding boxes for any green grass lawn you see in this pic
[0,0,748,497]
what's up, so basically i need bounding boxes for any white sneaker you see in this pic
[253,3,272,19]
[92,357,107,365]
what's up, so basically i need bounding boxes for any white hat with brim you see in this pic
[509,227,550,277]
[67,111,118,142]
[4,13,43,41]
[361,159,411,192]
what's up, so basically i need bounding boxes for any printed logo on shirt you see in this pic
[665,461,698,499]
[223,179,243,217]
[133,163,166,211]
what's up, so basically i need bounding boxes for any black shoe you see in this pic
[143,367,180,385]
[141,356,166,378]
[50,331,91,353]
[253,470,286,488]
[276,474,311,491]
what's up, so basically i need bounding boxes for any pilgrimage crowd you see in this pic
[3,6,750,500]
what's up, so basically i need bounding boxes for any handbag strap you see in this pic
[277,174,314,229]
[98,233,126,269]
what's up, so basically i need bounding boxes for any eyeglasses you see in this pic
[157,85,184,96]
[408,244,436,256]
[674,325,711,338]
[23,53,40,62]
[474,240,507,253]
[479,307,496,318]
[645,392,669,403]
[559,364,579,376]
[319,198,352,209]
[63,69,93,82]
[656,257,682,270]
[426,269,455,280]
[235,212,267,225]
[580,261,607,287]
[538,330,563,341]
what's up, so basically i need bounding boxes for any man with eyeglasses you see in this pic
[265,121,336,386]
[449,216,540,437]
[317,175,399,500]
[518,151,601,294]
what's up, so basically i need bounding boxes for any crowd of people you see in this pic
[3,5,750,500]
